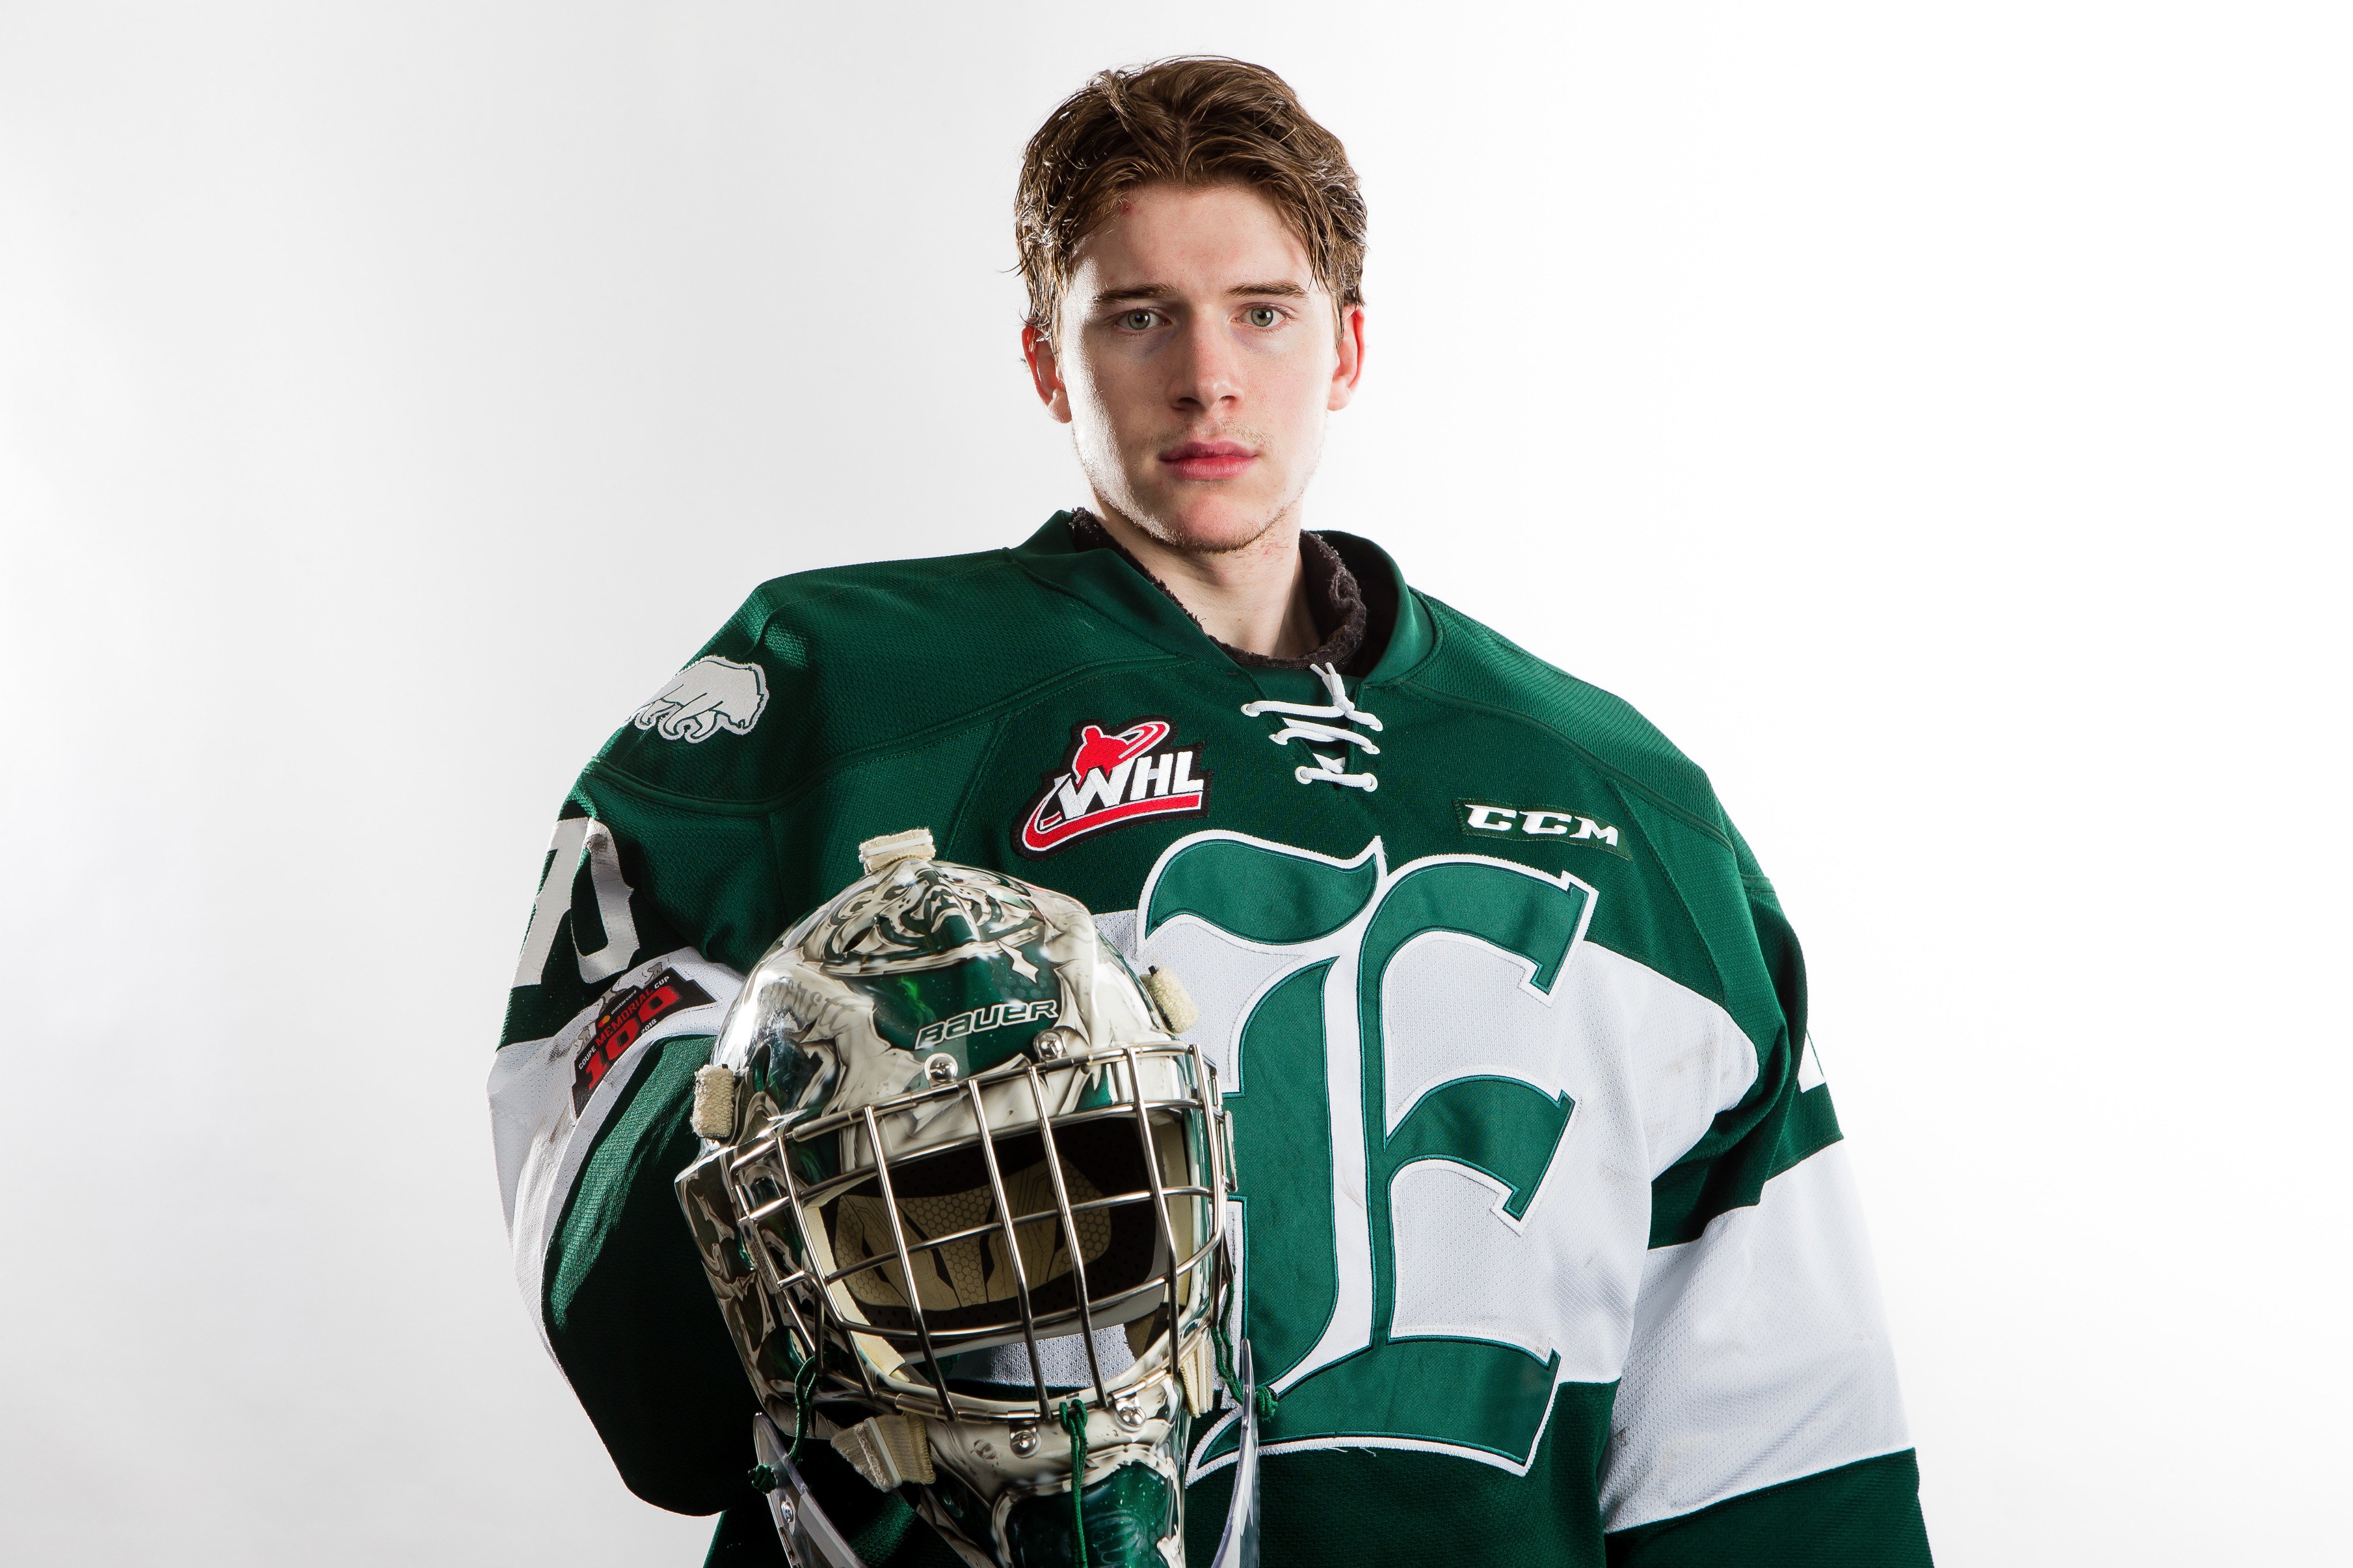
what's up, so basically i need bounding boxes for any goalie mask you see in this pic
[676,829,1262,1568]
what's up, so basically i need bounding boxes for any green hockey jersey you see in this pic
[488,516,1931,1566]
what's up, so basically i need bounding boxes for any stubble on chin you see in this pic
[1089,449,1309,563]
[1139,501,1290,558]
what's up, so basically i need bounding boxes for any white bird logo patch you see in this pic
[633,655,769,742]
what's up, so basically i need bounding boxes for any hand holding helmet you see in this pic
[676,830,1257,1568]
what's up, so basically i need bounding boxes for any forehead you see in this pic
[1067,181,1319,295]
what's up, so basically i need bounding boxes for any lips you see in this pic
[1159,440,1257,481]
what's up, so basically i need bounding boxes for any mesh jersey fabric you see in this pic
[488,514,1931,1566]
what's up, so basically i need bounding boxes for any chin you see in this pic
[1131,488,1292,556]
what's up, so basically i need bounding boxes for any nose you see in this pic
[1168,314,1241,413]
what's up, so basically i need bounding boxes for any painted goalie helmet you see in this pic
[676,829,1262,1568]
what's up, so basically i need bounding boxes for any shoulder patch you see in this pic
[633,655,769,742]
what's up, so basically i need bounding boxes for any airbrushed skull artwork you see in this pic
[676,829,1264,1568]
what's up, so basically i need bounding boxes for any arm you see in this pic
[487,638,969,1564]
[1600,831,1931,1566]
[488,779,774,1515]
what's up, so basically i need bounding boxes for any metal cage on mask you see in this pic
[676,831,1263,1568]
[749,1044,1223,1411]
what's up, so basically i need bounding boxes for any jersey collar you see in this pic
[1005,513,1434,688]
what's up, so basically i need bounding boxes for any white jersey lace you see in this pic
[1240,663,1383,792]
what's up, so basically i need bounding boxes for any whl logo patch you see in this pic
[1020,717,1208,855]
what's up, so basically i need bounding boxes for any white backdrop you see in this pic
[3,4,2346,1563]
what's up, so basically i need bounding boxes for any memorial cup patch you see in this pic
[571,967,716,1110]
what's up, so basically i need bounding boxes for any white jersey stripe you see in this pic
[1600,1142,1911,1531]
[488,948,743,1360]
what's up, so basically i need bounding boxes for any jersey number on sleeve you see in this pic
[513,815,640,988]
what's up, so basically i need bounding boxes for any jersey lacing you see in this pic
[1241,663,1383,791]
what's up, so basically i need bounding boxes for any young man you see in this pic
[490,57,1932,1567]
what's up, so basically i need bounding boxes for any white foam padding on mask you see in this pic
[835,1412,936,1490]
[857,827,936,875]
[1141,966,1199,1036]
[1180,1330,1216,1417]
[948,1325,1137,1392]
[689,1064,738,1140]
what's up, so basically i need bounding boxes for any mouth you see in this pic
[1158,440,1257,482]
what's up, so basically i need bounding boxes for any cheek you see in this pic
[1068,358,1157,445]
[1257,350,1340,427]
[1063,366,1148,477]
[1062,345,1120,411]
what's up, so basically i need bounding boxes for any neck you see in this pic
[1088,503,1321,658]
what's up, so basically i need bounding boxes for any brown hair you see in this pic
[1016,56,1367,338]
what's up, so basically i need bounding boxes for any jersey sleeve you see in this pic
[487,582,843,1520]
[1598,825,1931,1565]
[486,763,780,1516]
[487,597,1008,1559]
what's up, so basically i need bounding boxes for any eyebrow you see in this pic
[1087,280,1311,307]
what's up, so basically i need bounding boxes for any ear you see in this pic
[1327,304,1367,412]
[1022,320,1073,424]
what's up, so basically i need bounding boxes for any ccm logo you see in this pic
[1457,801,1629,858]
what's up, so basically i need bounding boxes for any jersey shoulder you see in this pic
[1405,595,1795,1053]
[1406,593,1727,838]
[588,546,1136,806]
